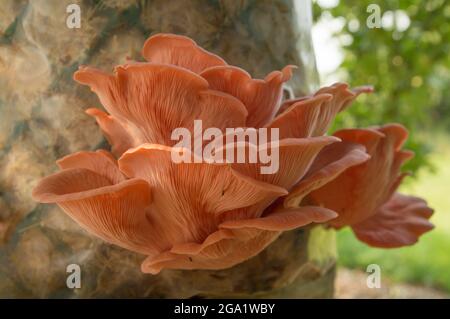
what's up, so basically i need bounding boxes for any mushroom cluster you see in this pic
[32,34,433,274]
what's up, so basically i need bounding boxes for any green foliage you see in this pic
[314,0,450,173]
[337,228,450,292]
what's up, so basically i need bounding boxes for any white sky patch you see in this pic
[316,0,339,9]
[382,10,411,32]
[312,12,344,85]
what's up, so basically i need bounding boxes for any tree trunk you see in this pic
[0,0,336,298]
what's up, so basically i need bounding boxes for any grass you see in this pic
[337,131,450,292]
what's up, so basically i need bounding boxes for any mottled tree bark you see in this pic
[0,0,335,298]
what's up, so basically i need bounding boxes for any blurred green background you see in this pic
[312,0,450,292]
